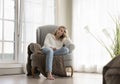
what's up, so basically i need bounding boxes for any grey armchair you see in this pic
[30,25,75,77]
[36,25,74,66]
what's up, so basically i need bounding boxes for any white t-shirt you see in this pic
[42,33,72,49]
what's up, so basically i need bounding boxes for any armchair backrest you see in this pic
[36,25,58,47]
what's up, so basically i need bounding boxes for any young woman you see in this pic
[42,26,72,80]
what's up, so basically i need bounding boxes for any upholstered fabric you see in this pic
[36,25,75,67]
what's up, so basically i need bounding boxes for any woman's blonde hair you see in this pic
[54,26,68,41]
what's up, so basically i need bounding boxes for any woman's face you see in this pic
[56,27,65,37]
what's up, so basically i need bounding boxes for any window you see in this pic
[0,0,17,63]
[19,0,55,64]
[0,0,55,64]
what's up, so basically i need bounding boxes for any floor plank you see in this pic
[0,73,102,84]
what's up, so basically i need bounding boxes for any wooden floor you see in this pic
[0,73,102,84]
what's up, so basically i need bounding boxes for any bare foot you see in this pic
[47,75,55,80]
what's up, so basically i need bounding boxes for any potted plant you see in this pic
[84,17,120,58]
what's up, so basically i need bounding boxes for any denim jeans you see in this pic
[42,47,69,72]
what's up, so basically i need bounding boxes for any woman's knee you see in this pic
[42,47,54,54]
[62,47,69,54]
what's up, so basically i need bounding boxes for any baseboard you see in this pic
[0,64,24,75]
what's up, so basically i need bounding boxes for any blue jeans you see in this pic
[42,47,69,72]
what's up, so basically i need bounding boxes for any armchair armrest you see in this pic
[64,37,75,53]
[63,37,75,53]
[65,43,75,53]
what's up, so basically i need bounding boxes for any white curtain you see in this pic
[73,0,120,73]
[19,0,55,73]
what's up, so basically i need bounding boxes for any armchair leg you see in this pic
[65,66,73,77]
[70,66,73,77]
